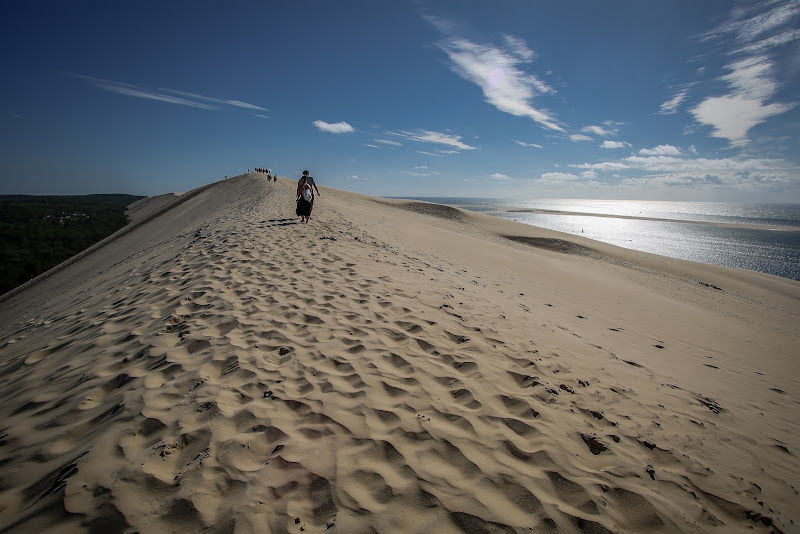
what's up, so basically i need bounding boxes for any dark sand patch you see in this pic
[503,235,593,256]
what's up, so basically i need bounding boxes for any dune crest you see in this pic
[0,174,798,533]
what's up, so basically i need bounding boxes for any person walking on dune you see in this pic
[296,172,313,223]
[305,170,321,219]
[298,170,320,222]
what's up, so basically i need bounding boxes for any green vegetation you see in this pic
[0,194,144,295]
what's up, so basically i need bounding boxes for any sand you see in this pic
[0,173,798,533]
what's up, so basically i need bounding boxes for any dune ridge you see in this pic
[0,174,798,533]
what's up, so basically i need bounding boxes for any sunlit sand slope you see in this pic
[0,173,797,533]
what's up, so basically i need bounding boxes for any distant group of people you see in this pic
[295,170,321,223]
[255,168,276,182]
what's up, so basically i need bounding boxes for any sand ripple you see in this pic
[0,175,797,533]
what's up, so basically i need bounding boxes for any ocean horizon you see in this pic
[399,197,800,282]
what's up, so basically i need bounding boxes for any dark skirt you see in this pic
[296,198,312,217]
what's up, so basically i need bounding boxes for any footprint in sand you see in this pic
[24,348,55,364]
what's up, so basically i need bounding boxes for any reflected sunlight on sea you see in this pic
[401,198,800,282]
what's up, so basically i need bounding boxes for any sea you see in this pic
[403,198,800,282]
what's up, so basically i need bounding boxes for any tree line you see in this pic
[0,194,144,295]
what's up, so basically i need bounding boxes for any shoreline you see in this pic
[503,208,800,231]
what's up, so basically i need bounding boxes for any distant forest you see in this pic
[0,194,144,295]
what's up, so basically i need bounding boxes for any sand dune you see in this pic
[0,174,798,533]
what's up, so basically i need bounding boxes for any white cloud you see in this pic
[569,152,799,192]
[386,129,477,150]
[621,154,789,174]
[639,144,682,156]
[581,125,614,137]
[659,89,689,114]
[375,139,403,146]
[570,134,593,142]
[489,173,512,182]
[691,92,793,147]
[581,170,597,179]
[601,140,630,149]
[427,19,563,132]
[313,120,354,133]
[570,161,630,171]
[690,2,798,147]
[514,140,543,148]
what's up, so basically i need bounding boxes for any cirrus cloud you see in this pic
[424,15,563,132]
[78,75,267,112]
[386,129,477,151]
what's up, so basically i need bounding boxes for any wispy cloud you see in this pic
[313,120,354,133]
[386,129,477,151]
[375,139,403,146]
[79,75,267,112]
[689,1,798,146]
[659,88,690,114]
[80,76,214,109]
[570,134,593,142]
[703,1,800,44]
[581,125,614,137]
[425,15,563,132]
[488,173,512,182]
[734,28,800,54]
[514,140,543,148]
[160,89,267,111]
[407,166,440,176]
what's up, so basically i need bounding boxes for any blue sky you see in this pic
[2,1,799,201]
